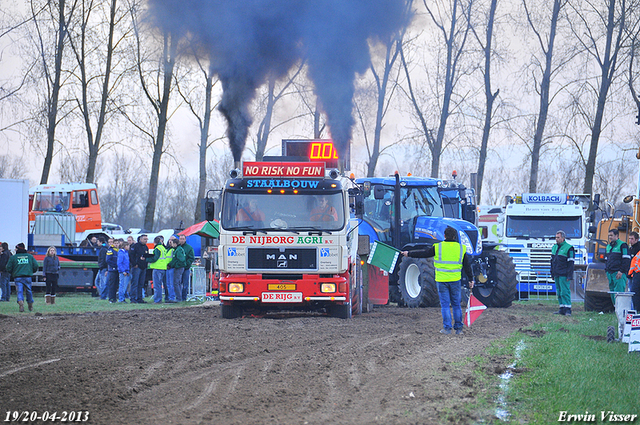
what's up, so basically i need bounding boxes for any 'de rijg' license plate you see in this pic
[262,292,303,303]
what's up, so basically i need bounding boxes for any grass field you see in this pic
[496,300,640,423]
[2,294,638,423]
[0,291,205,315]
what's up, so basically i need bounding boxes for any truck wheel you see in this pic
[220,303,243,319]
[584,291,614,313]
[398,257,439,307]
[473,250,517,308]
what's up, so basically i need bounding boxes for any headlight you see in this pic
[459,231,474,254]
[476,230,483,253]
[321,283,336,293]
[228,283,244,293]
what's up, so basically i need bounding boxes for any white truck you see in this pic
[0,179,30,248]
[497,194,591,295]
[216,159,364,319]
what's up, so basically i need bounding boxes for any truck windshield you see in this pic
[505,216,582,239]
[221,192,345,231]
[32,192,70,212]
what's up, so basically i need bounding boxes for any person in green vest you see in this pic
[605,229,630,306]
[6,243,39,312]
[147,236,177,304]
[402,226,475,335]
[178,235,195,301]
[550,230,575,316]
[168,238,188,301]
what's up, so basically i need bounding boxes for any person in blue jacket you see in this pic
[117,240,131,303]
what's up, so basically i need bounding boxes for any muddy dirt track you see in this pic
[0,303,545,425]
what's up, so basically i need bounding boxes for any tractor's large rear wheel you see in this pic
[398,257,439,307]
[473,250,517,308]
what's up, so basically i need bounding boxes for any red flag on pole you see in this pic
[465,294,487,327]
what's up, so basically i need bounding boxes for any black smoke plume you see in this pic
[147,0,409,166]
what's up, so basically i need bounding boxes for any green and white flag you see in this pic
[367,241,400,273]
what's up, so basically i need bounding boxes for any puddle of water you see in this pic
[495,339,526,422]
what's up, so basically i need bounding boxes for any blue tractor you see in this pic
[357,173,517,308]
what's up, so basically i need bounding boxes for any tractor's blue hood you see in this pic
[414,216,482,255]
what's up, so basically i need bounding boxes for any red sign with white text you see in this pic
[242,162,325,177]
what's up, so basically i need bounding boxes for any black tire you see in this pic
[398,257,439,307]
[607,325,616,343]
[220,303,243,319]
[473,250,517,308]
[584,291,614,313]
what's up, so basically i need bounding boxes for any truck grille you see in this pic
[516,248,553,283]
[247,248,317,270]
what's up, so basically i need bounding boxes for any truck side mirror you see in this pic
[349,188,365,218]
[205,198,215,221]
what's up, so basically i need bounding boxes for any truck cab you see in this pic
[217,160,362,318]
[500,193,591,295]
[29,183,102,238]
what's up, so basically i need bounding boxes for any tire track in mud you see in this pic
[0,304,536,425]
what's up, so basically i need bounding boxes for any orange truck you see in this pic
[29,183,102,239]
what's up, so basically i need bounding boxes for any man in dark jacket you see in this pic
[105,239,119,303]
[178,235,195,301]
[605,229,631,306]
[129,235,149,303]
[550,230,575,316]
[95,238,111,300]
[0,242,12,301]
[401,226,475,335]
[6,243,39,312]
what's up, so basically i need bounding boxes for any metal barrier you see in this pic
[516,268,586,302]
[187,266,207,301]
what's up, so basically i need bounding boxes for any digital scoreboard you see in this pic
[281,139,350,170]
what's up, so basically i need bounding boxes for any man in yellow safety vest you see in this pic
[402,226,475,335]
[147,235,177,304]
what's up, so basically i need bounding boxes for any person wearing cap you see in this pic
[6,243,39,312]
[401,226,475,335]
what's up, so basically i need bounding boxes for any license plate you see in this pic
[268,284,296,291]
[533,285,553,290]
[262,292,303,303]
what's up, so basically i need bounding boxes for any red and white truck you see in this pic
[217,160,364,318]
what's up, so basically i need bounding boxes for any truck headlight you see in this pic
[228,283,244,293]
[321,283,336,293]
[459,231,474,254]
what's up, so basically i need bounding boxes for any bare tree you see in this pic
[30,0,78,184]
[128,6,179,231]
[358,22,405,177]
[0,155,27,179]
[471,0,499,201]
[253,64,306,161]
[100,153,145,229]
[67,0,131,183]
[568,0,630,195]
[522,0,570,193]
[175,57,223,223]
[401,0,475,178]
